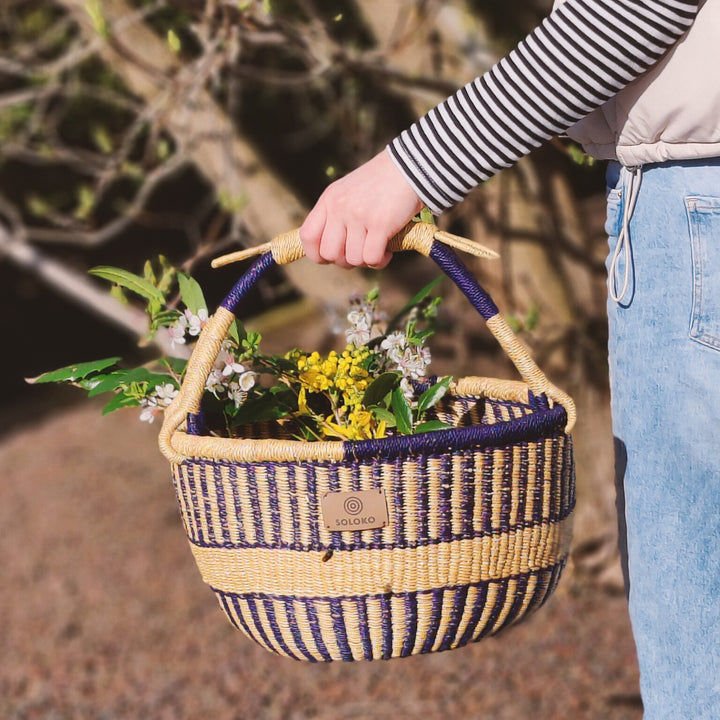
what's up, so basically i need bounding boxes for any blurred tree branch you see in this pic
[0,0,608,377]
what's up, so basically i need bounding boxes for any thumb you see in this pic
[299,202,327,264]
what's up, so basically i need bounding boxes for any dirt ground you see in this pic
[1,396,642,720]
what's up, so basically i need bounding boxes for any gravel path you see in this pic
[1,402,642,720]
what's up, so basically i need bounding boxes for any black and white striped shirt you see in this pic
[387,0,700,214]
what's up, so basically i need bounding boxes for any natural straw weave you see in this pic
[159,224,576,662]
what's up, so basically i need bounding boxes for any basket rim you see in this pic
[168,380,569,465]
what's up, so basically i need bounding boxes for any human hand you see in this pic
[299,148,424,269]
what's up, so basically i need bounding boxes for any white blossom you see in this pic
[154,383,178,407]
[347,308,372,330]
[237,370,256,392]
[168,314,188,348]
[205,369,225,396]
[222,360,246,377]
[345,296,385,347]
[346,325,371,347]
[396,345,431,380]
[380,332,407,363]
[139,395,160,423]
[139,384,178,423]
[227,381,247,408]
[400,377,416,404]
[185,308,208,336]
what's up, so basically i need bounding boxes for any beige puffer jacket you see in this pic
[553,0,720,166]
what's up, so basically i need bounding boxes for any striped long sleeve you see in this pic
[387,0,700,214]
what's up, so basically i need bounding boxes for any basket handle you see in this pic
[209,222,499,268]
[158,223,575,460]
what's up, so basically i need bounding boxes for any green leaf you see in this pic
[417,376,452,413]
[83,372,124,397]
[244,331,261,348]
[391,388,413,435]
[153,309,181,327]
[89,267,165,305]
[102,392,140,416]
[406,327,433,345]
[74,185,96,220]
[387,276,443,331]
[27,357,121,385]
[143,259,155,284]
[86,368,176,397]
[371,407,396,427]
[525,303,540,332]
[177,272,207,314]
[419,207,435,224]
[85,0,108,37]
[84,368,176,398]
[117,368,178,389]
[267,357,296,374]
[228,319,244,344]
[167,29,181,53]
[567,142,596,167]
[161,357,188,375]
[505,314,521,333]
[156,257,176,295]
[109,285,128,305]
[362,372,400,408]
[218,189,249,213]
[121,161,143,179]
[156,138,171,162]
[91,125,113,154]
[229,391,294,426]
[85,372,127,397]
[76,375,110,391]
[415,420,452,433]
[269,385,296,400]
[401,276,443,314]
[27,194,51,218]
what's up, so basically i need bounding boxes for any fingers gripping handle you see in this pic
[210,222,499,268]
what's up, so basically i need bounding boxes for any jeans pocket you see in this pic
[686,196,720,350]
[605,188,623,240]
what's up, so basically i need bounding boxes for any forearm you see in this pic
[387,0,700,214]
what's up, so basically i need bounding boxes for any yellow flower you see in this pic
[297,387,308,414]
[284,342,392,441]
[299,369,332,392]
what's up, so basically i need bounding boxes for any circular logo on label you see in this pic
[343,496,363,515]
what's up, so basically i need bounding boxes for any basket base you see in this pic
[211,562,566,662]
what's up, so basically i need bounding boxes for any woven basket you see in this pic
[159,223,576,662]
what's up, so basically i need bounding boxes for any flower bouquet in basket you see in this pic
[32,257,452,442]
[34,221,577,663]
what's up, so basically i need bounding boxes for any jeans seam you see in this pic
[686,196,720,351]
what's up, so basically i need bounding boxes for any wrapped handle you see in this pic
[159,224,575,463]
[210,222,499,268]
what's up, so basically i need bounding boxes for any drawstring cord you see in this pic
[609,165,643,303]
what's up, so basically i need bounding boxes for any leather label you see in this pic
[321,488,389,532]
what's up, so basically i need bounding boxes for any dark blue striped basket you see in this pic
[159,224,576,662]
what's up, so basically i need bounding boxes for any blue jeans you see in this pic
[606,159,720,718]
